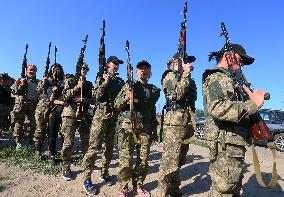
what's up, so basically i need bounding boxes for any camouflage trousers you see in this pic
[157,124,193,197]
[33,102,50,150]
[61,116,90,171]
[0,104,12,131]
[13,100,37,144]
[117,128,151,190]
[82,114,117,181]
[208,144,245,197]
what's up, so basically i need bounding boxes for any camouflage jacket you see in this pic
[161,69,197,126]
[114,80,160,132]
[12,77,40,112]
[93,74,125,118]
[62,76,94,117]
[202,67,258,147]
[36,78,64,111]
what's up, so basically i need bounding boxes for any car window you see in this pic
[259,112,269,120]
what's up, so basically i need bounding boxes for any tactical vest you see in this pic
[162,69,197,111]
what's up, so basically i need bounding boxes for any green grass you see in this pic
[191,139,208,147]
[0,146,84,176]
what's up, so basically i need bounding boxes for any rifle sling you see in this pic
[252,142,278,188]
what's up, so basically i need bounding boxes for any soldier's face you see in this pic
[52,66,61,77]
[137,65,151,81]
[107,62,119,75]
[26,65,36,78]
[81,64,89,76]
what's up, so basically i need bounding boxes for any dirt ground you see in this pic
[0,138,283,197]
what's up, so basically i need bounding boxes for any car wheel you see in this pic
[274,133,284,152]
[196,125,205,139]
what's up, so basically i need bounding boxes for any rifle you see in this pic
[97,20,107,81]
[54,46,57,64]
[219,22,272,140]
[44,42,52,78]
[125,40,138,131]
[21,44,28,78]
[75,35,88,119]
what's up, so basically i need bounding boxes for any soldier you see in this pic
[0,73,15,133]
[33,63,64,165]
[61,63,93,181]
[82,56,125,195]
[202,44,265,196]
[115,60,160,197]
[157,52,197,197]
[12,64,39,149]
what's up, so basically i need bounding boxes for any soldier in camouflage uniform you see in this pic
[0,73,15,133]
[157,52,197,197]
[12,64,40,149]
[82,56,125,195]
[115,60,160,197]
[202,44,266,197]
[33,63,64,165]
[61,63,93,181]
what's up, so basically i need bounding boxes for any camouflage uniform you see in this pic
[157,69,197,197]
[12,77,39,145]
[114,81,160,190]
[82,75,125,181]
[34,78,64,153]
[202,67,258,197]
[60,76,93,171]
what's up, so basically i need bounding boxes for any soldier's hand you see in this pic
[77,80,83,89]
[53,99,64,105]
[73,96,82,103]
[103,73,110,83]
[20,77,26,84]
[52,86,58,92]
[243,85,265,108]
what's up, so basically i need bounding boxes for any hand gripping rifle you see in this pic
[75,35,88,118]
[219,22,272,141]
[125,40,138,138]
[97,20,107,81]
[21,44,28,78]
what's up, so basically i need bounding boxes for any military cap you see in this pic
[212,44,255,65]
[107,56,124,65]
[136,60,151,69]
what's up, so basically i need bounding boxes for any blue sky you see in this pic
[0,0,283,111]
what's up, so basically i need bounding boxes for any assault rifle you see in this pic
[44,42,52,78]
[76,35,88,81]
[54,46,57,64]
[219,22,272,140]
[97,20,107,81]
[125,40,138,130]
[176,2,195,70]
[75,35,88,118]
[21,44,28,78]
